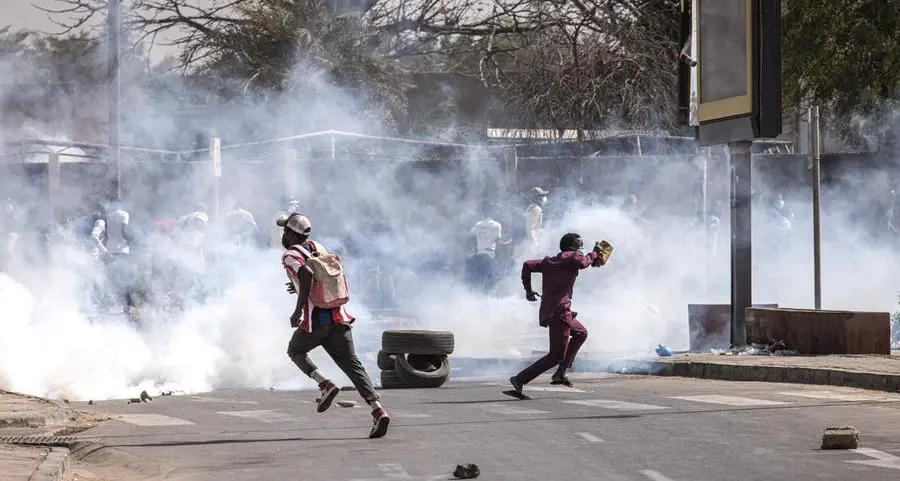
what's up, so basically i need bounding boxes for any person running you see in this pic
[507,233,610,396]
[278,213,390,438]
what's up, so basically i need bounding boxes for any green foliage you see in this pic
[783,0,900,146]
[188,0,411,131]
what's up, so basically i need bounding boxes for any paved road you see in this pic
[70,375,900,481]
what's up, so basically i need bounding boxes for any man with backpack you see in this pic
[277,213,390,439]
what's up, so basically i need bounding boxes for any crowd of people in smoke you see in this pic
[0,170,896,326]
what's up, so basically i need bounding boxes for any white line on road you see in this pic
[217,409,296,423]
[575,432,604,443]
[668,395,789,407]
[191,396,259,404]
[563,399,669,411]
[486,406,550,415]
[378,463,411,478]
[778,390,899,402]
[117,414,195,426]
[523,386,586,393]
[847,448,900,471]
[640,469,676,481]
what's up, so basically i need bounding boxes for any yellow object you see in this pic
[592,240,613,267]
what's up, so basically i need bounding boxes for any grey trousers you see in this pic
[287,323,379,404]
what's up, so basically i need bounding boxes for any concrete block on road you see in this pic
[821,426,860,450]
[746,308,890,354]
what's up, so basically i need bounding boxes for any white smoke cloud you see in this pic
[2,7,900,403]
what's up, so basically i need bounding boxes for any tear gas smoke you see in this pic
[2,20,899,402]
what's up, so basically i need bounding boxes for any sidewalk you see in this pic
[615,351,900,392]
[0,390,73,481]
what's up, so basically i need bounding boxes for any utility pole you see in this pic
[809,106,822,309]
[108,0,122,201]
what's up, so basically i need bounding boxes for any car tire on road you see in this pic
[394,362,450,389]
[395,354,451,380]
[381,329,455,356]
[380,369,411,389]
[376,350,396,371]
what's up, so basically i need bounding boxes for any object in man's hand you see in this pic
[592,240,613,267]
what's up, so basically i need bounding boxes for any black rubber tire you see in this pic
[381,329,455,355]
[395,361,449,388]
[395,354,451,380]
[380,369,411,389]
[376,350,396,371]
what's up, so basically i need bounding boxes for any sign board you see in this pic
[694,0,782,146]
[211,137,222,178]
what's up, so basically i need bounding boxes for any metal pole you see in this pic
[810,106,822,309]
[728,140,753,347]
[702,150,709,299]
[48,152,60,224]
[108,0,121,201]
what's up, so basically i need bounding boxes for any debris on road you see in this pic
[88,400,94,405]
[710,340,797,357]
[336,400,357,408]
[655,344,673,357]
[453,463,480,479]
[821,426,860,450]
[140,390,153,402]
[128,398,142,404]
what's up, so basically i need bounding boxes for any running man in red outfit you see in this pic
[508,233,611,395]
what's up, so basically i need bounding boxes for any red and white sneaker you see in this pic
[317,381,340,413]
[369,407,390,438]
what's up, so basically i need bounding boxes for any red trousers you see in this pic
[515,312,588,384]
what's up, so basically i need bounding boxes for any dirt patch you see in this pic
[52,411,113,437]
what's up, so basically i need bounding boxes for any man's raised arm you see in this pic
[569,250,598,269]
[521,258,544,294]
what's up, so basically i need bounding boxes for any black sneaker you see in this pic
[551,375,573,388]
[369,408,390,438]
[317,381,340,413]
[509,376,524,395]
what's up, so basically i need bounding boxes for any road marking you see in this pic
[847,448,900,471]
[191,396,259,404]
[778,390,898,402]
[117,414,195,426]
[217,409,296,423]
[640,470,676,481]
[482,382,585,393]
[563,399,668,411]
[524,386,586,393]
[669,395,789,407]
[393,412,432,418]
[575,432,604,443]
[486,406,549,415]
[378,463,411,478]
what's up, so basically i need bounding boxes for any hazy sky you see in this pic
[2,0,176,61]
[3,1,67,33]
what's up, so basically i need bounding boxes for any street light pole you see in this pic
[809,106,822,310]
[108,0,122,201]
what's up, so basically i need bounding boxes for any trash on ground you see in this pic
[128,398,143,404]
[655,344,673,357]
[453,463,480,479]
[822,426,860,450]
[140,390,153,402]
[88,400,94,405]
[710,340,798,356]
[336,400,357,408]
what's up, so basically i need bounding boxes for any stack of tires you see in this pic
[378,329,455,389]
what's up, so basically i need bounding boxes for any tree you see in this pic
[42,0,682,137]
[783,0,900,148]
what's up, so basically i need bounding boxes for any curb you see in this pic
[68,441,174,479]
[28,447,69,481]
[622,360,900,393]
[0,391,75,429]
